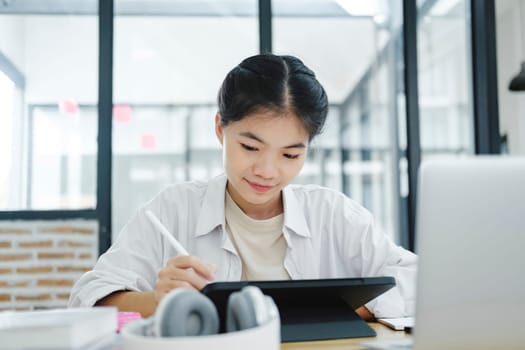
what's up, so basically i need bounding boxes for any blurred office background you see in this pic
[0,0,523,309]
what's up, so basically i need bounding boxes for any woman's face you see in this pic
[215,109,309,217]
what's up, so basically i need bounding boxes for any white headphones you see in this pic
[148,286,278,337]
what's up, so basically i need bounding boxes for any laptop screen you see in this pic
[413,156,525,350]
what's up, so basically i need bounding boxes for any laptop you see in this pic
[364,156,525,350]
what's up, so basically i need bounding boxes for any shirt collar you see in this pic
[282,185,311,238]
[194,175,311,238]
[194,174,228,237]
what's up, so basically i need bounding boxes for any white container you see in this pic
[121,317,280,350]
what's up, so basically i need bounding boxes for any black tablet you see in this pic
[201,277,396,342]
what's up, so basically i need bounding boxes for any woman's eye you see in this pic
[284,154,300,159]
[241,143,258,151]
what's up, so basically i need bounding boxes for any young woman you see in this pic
[69,54,417,320]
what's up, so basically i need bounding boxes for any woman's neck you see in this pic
[226,183,283,220]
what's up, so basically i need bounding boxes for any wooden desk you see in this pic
[282,322,411,350]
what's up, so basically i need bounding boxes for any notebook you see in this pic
[365,156,525,350]
[0,307,117,349]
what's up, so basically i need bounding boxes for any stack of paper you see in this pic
[0,307,117,349]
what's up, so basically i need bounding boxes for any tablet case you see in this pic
[201,277,395,342]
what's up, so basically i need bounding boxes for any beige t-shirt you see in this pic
[225,191,290,281]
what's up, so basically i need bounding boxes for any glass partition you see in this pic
[273,0,405,242]
[417,0,475,160]
[112,1,258,238]
[0,12,99,210]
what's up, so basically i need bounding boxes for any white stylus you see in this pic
[145,210,189,256]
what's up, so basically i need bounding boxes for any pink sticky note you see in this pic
[113,105,132,123]
[141,133,157,150]
[58,99,79,115]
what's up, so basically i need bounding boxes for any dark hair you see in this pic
[217,54,328,141]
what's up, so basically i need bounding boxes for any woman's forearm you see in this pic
[95,290,157,318]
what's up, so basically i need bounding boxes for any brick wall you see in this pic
[0,219,98,310]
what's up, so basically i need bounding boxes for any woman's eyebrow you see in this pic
[239,131,306,149]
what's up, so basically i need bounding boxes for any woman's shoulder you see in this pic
[287,182,340,199]
[286,183,372,218]
[288,185,373,232]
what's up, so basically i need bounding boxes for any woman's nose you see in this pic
[253,154,278,179]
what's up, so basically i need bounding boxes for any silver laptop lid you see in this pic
[414,156,525,350]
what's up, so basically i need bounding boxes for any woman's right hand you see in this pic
[155,255,216,304]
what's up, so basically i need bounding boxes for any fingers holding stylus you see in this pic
[169,255,216,280]
[155,255,216,303]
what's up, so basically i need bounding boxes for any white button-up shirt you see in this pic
[69,174,417,317]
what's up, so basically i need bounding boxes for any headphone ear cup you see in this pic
[226,286,272,332]
[226,289,258,332]
[154,288,219,337]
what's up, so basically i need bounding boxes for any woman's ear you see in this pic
[215,113,224,146]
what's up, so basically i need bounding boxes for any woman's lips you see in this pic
[245,179,273,193]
